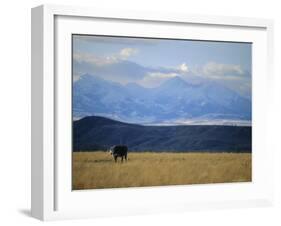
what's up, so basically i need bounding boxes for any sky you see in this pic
[72,35,252,99]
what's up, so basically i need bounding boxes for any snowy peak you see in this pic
[73,73,251,123]
[161,76,190,89]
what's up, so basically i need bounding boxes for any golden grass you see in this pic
[72,151,251,190]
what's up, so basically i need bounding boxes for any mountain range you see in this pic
[73,73,251,124]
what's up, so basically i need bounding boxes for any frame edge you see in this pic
[31,5,44,221]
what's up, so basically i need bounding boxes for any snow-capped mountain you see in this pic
[73,74,251,124]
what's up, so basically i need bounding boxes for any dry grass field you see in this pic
[72,151,251,190]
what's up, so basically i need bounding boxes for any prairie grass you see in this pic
[72,151,251,190]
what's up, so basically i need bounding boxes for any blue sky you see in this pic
[73,35,252,98]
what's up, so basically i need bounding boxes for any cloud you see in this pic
[73,52,250,98]
[73,52,118,66]
[152,63,189,76]
[73,48,138,66]
[177,63,189,73]
[73,73,81,82]
[119,48,138,59]
[138,72,178,87]
[202,62,244,78]
[147,72,178,79]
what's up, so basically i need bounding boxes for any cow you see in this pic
[109,145,128,163]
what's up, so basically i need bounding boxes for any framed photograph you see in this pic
[31,4,274,221]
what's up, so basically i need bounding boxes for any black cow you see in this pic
[109,145,128,163]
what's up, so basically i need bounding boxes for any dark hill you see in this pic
[73,116,251,152]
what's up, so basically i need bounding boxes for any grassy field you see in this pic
[72,151,251,190]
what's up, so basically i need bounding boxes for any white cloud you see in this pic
[138,72,178,88]
[147,72,178,79]
[119,48,138,59]
[177,63,189,73]
[73,52,118,66]
[73,74,81,82]
[73,48,138,66]
[202,62,244,78]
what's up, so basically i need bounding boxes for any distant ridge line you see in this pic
[73,116,252,153]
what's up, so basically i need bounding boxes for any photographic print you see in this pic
[72,35,252,190]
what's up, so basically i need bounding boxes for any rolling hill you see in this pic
[73,116,252,152]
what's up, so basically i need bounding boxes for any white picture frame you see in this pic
[31,4,274,221]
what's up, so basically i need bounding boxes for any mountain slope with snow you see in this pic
[73,74,251,124]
